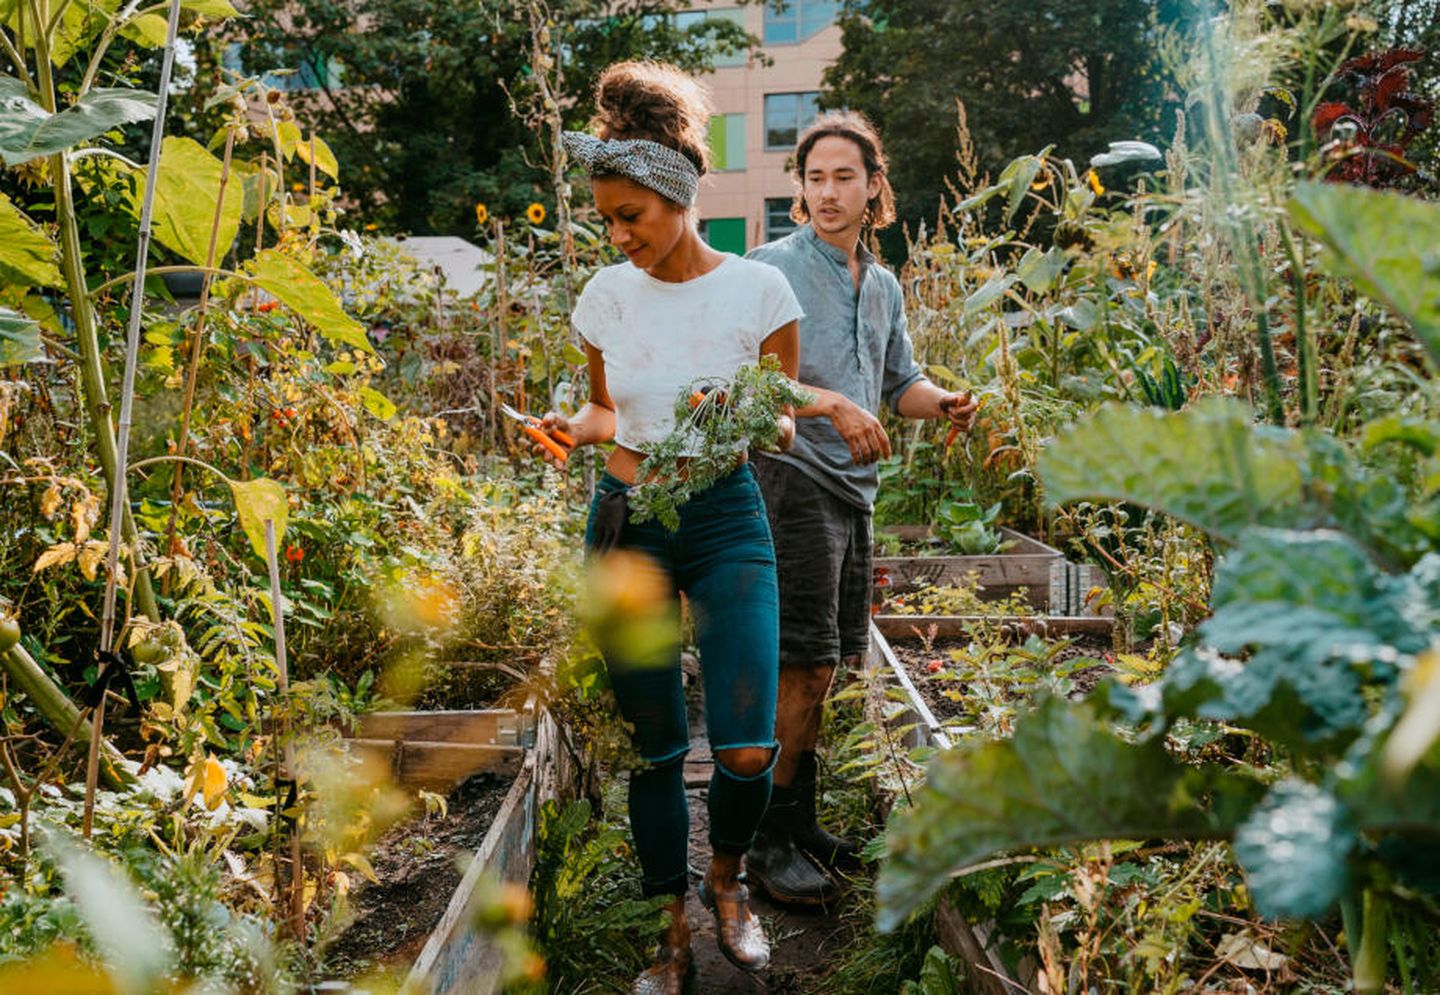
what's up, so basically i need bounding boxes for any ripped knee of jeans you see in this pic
[638,743,690,771]
[713,744,778,781]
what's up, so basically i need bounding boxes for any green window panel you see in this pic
[701,217,746,256]
[708,113,747,172]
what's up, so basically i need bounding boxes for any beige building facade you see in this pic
[687,0,843,255]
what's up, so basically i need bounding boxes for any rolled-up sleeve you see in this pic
[880,283,924,412]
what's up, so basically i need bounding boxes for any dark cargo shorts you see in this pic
[753,455,872,668]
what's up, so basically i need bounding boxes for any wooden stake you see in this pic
[264,519,304,939]
[491,219,507,450]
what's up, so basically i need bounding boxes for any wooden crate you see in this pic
[342,707,532,792]
[874,526,1064,608]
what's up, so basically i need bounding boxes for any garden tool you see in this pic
[499,401,575,462]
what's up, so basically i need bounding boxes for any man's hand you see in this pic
[830,394,891,466]
[938,391,979,432]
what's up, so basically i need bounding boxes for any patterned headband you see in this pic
[562,131,700,207]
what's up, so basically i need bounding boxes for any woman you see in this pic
[536,62,802,992]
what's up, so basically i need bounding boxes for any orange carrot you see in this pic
[523,424,569,462]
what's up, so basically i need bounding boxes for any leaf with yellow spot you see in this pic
[77,541,108,582]
[33,542,77,572]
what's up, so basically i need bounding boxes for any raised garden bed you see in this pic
[874,525,1064,608]
[324,695,572,994]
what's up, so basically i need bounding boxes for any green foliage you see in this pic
[0,307,41,366]
[213,0,764,233]
[1289,180,1440,368]
[932,496,1008,554]
[524,798,670,991]
[0,78,158,167]
[0,192,62,287]
[628,356,813,530]
[1133,354,1190,410]
[1036,398,1310,545]
[900,945,966,995]
[825,0,1197,254]
[85,136,246,265]
[1230,780,1354,919]
[236,249,373,353]
[876,695,1265,930]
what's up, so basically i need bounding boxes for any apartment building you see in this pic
[687,0,843,254]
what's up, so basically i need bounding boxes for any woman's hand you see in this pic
[775,413,796,452]
[531,411,577,468]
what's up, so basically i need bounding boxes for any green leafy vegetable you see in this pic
[627,355,812,530]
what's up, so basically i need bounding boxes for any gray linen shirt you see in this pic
[747,224,925,510]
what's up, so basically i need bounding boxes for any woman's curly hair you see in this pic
[593,61,713,176]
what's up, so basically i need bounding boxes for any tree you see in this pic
[824,0,1197,250]
[199,0,762,234]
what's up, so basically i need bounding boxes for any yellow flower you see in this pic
[475,202,489,225]
[526,202,546,225]
[1086,170,1105,196]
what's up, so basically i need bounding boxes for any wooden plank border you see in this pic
[873,613,1114,641]
[867,621,1031,994]
[874,526,1063,608]
[401,706,571,995]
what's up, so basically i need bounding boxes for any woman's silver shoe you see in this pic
[632,944,694,995]
[698,874,770,973]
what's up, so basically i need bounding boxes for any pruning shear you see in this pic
[499,401,574,463]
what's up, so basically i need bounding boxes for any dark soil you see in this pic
[683,740,865,994]
[889,635,1114,726]
[324,771,515,978]
[675,666,865,993]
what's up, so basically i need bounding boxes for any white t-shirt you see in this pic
[571,255,804,455]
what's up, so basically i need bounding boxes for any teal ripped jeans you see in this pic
[586,463,779,898]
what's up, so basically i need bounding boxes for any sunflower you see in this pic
[526,202,546,225]
[474,202,489,225]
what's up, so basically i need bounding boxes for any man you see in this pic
[745,110,978,906]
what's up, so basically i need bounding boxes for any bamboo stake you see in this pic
[491,218,507,450]
[264,519,304,939]
[83,0,185,839]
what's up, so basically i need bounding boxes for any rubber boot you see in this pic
[791,751,862,871]
[743,785,839,907]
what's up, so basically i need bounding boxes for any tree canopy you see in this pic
[210,0,762,234]
[824,0,1198,246]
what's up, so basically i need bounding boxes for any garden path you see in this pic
[678,700,856,991]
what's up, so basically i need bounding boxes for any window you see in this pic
[675,7,748,68]
[223,43,342,92]
[708,114,746,172]
[764,92,819,151]
[699,217,746,255]
[764,198,798,243]
[763,0,840,45]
